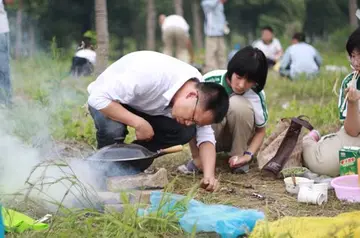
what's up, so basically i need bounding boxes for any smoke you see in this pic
[0,75,135,213]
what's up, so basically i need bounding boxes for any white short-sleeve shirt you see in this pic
[75,49,96,65]
[253,38,282,61]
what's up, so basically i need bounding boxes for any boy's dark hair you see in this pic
[346,27,360,56]
[226,46,268,93]
[197,82,229,123]
[261,26,273,33]
[292,32,305,42]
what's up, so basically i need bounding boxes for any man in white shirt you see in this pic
[253,26,283,68]
[87,51,229,192]
[159,14,194,64]
[0,0,13,106]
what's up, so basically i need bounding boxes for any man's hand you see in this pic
[200,176,219,192]
[134,118,154,141]
[346,87,360,103]
[220,0,227,4]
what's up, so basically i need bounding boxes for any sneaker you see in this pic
[177,160,201,174]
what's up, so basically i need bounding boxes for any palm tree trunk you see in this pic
[146,0,156,50]
[349,0,358,28]
[192,0,203,49]
[15,0,23,59]
[95,0,109,76]
[174,0,183,16]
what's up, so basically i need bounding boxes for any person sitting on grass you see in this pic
[279,32,322,80]
[87,51,229,192]
[178,46,268,174]
[302,27,360,177]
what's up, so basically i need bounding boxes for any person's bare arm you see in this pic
[229,127,266,167]
[247,126,266,155]
[344,88,360,137]
[100,101,154,140]
[198,141,218,192]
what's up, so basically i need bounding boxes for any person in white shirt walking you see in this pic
[253,26,282,68]
[158,14,194,64]
[0,0,13,106]
[87,51,229,192]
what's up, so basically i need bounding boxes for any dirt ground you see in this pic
[150,148,360,221]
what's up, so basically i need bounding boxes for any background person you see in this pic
[201,0,228,73]
[253,26,282,68]
[280,32,322,80]
[158,14,194,64]
[0,0,13,106]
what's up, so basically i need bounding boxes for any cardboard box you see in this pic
[339,146,360,176]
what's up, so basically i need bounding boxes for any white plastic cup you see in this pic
[313,183,328,202]
[297,185,326,205]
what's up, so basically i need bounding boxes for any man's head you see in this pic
[261,26,274,44]
[172,79,229,126]
[291,32,305,45]
[226,46,268,94]
[346,27,360,71]
[158,14,166,26]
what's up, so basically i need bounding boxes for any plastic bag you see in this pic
[141,191,265,238]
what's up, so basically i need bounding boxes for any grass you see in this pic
[2,49,360,237]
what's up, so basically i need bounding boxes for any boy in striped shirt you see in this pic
[179,46,268,173]
[302,27,360,176]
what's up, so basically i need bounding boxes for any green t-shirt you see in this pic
[203,70,268,127]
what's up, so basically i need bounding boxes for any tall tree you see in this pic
[349,0,358,28]
[15,0,23,59]
[174,0,183,16]
[95,0,109,76]
[191,0,203,49]
[146,0,156,50]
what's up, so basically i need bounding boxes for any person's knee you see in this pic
[228,96,254,123]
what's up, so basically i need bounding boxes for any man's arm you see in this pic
[195,125,218,191]
[198,141,218,191]
[279,49,291,70]
[314,49,322,68]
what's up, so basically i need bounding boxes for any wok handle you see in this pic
[159,145,183,154]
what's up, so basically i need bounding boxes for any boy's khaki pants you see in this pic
[302,127,360,177]
[162,27,189,63]
[212,95,255,156]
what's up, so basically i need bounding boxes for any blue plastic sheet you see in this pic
[141,191,265,238]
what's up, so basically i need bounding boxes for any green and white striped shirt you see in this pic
[203,70,268,127]
[339,72,360,121]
